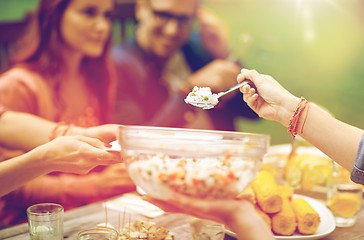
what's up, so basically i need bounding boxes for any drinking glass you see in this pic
[77,227,119,240]
[327,163,363,227]
[190,218,225,240]
[27,203,64,240]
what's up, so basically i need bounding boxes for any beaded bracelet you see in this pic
[287,97,310,139]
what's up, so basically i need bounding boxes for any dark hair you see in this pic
[11,0,115,124]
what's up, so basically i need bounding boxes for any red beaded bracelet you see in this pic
[287,97,310,139]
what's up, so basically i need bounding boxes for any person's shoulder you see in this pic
[111,39,148,80]
[1,66,44,81]
[0,66,47,91]
[0,67,49,114]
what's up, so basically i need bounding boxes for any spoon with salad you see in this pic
[184,80,250,109]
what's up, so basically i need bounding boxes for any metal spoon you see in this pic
[215,80,250,98]
[185,80,250,110]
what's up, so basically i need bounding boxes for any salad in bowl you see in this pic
[118,125,269,200]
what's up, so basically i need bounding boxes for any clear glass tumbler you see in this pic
[190,218,225,240]
[77,227,119,240]
[27,203,64,240]
[327,163,363,227]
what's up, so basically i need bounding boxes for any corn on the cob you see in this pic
[278,185,294,201]
[252,170,282,213]
[236,184,256,204]
[271,197,297,236]
[291,197,320,235]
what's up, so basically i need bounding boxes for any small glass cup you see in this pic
[27,203,64,240]
[327,163,363,227]
[77,227,119,240]
[190,218,225,240]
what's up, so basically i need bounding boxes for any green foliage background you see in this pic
[203,0,364,145]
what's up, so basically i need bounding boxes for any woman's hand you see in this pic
[37,135,122,174]
[144,193,241,224]
[237,69,300,127]
[143,193,274,240]
[71,124,121,144]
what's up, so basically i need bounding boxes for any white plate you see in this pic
[267,144,329,158]
[225,194,335,240]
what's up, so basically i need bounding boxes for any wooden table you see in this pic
[0,196,194,240]
[0,195,363,240]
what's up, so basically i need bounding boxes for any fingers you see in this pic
[242,86,256,98]
[74,135,106,148]
[240,83,252,94]
[144,194,237,224]
[144,194,200,213]
[237,69,262,85]
[237,68,265,100]
[143,196,184,213]
[143,195,216,221]
[245,94,259,109]
[72,136,122,164]
[96,151,123,164]
[238,70,258,99]
[84,124,119,143]
[75,151,122,175]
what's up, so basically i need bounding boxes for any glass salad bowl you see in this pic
[118,125,269,200]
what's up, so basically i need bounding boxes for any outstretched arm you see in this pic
[0,135,122,197]
[0,111,119,151]
[237,69,364,172]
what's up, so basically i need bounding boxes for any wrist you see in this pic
[49,122,68,141]
[277,95,301,128]
[226,201,256,233]
[27,145,54,174]
[67,125,86,136]
[278,96,310,139]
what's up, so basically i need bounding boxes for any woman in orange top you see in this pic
[0,0,135,225]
